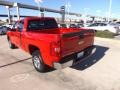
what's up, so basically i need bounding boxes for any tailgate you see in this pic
[60,30,94,57]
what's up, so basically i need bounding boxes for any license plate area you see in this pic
[77,51,84,58]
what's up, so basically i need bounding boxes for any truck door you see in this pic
[9,22,18,45]
[14,21,24,47]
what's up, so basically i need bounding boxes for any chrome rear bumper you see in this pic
[53,46,96,69]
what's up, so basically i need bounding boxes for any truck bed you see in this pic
[27,28,94,58]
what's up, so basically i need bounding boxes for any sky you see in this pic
[0,0,120,19]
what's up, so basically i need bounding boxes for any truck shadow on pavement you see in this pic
[0,45,109,72]
[71,45,109,71]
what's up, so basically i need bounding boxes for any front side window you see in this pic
[17,21,24,32]
[12,22,18,29]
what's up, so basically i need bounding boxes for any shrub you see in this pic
[95,31,115,38]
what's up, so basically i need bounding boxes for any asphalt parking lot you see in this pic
[0,35,120,90]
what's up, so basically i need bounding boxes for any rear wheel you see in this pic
[8,39,16,49]
[32,50,46,72]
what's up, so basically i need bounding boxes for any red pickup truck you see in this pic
[7,17,95,72]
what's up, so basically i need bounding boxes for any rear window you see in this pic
[28,19,58,30]
[44,19,58,29]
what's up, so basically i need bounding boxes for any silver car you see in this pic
[0,26,9,35]
[84,22,120,34]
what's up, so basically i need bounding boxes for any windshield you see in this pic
[28,19,58,30]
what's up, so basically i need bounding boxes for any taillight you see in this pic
[50,41,60,56]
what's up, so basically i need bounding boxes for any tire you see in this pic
[1,31,3,35]
[0,31,4,35]
[32,50,46,72]
[8,39,16,49]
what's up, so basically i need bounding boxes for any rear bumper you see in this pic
[53,45,96,69]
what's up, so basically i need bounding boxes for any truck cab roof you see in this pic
[25,17,55,21]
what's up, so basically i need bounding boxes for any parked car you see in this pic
[58,23,68,28]
[115,22,120,28]
[0,26,9,35]
[76,23,84,28]
[7,17,95,72]
[69,24,77,28]
[3,24,13,29]
[83,22,120,34]
[116,22,120,25]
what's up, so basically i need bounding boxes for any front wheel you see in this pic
[32,50,46,72]
[8,39,16,49]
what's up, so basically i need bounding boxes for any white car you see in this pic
[83,23,120,34]
[3,24,13,29]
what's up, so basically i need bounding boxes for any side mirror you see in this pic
[17,27,22,32]
[10,29,16,31]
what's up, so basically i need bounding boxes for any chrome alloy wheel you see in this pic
[33,56,41,69]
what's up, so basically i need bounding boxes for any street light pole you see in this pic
[5,6,11,24]
[37,1,41,16]
[84,8,89,27]
[65,1,71,15]
[65,0,71,23]
[108,0,112,23]
[10,9,15,22]
[35,0,43,17]
[14,2,20,20]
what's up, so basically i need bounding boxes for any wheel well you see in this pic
[29,45,39,55]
